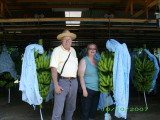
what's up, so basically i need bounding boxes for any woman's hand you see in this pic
[83,89,88,97]
[54,84,63,94]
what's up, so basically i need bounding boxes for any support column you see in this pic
[0,1,4,17]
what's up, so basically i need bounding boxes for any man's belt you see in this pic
[61,76,76,79]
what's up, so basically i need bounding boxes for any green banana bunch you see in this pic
[35,51,51,70]
[34,49,39,58]
[0,72,15,88]
[34,50,51,100]
[98,50,114,72]
[5,81,14,88]
[98,72,113,92]
[134,57,143,72]
[3,73,13,80]
[37,71,51,99]
[0,80,7,87]
[134,51,155,92]
[39,84,50,99]
[99,86,108,93]
[0,80,14,88]
[37,71,51,84]
[98,49,114,93]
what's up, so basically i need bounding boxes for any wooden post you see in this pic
[130,0,134,16]
[0,1,4,17]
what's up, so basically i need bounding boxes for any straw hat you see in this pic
[57,30,77,40]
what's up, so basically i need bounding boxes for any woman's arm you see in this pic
[78,58,88,97]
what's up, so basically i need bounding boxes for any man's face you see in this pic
[61,36,72,50]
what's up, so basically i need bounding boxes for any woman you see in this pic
[78,43,100,120]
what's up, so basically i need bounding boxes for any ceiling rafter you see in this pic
[132,0,157,18]
[4,0,13,17]
[130,0,133,15]
[0,0,4,17]
[0,0,13,18]
[6,4,146,10]
[5,0,131,3]
[6,0,147,5]
[123,0,131,17]
[0,18,156,23]
[2,26,160,31]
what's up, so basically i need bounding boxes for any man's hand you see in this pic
[54,84,64,94]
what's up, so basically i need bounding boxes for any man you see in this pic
[50,30,78,120]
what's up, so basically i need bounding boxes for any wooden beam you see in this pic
[130,0,133,15]
[7,0,122,3]
[2,26,160,31]
[7,0,148,5]
[0,1,4,17]
[4,0,13,17]
[132,0,158,18]
[0,17,156,23]
[123,0,131,17]
[7,4,144,10]
[7,4,113,9]
[132,9,145,18]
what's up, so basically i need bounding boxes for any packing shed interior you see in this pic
[0,0,160,120]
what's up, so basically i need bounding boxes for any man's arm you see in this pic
[51,67,63,94]
[51,67,58,86]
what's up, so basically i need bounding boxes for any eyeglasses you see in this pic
[62,39,72,42]
[88,48,97,50]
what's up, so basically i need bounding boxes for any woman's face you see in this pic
[87,44,97,56]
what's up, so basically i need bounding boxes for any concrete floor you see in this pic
[0,84,160,120]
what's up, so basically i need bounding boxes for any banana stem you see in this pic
[8,88,10,103]
[144,91,148,108]
[106,92,109,113]
[40,107,43,120]
[40,104,43,108]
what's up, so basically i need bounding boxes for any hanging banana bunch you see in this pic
[98,50,114,93]
[0,72,15,88]
[34,50,51,100]
[134,51,155,92]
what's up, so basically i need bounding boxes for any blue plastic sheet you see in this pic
[19,44,44,106]
[94,52,101,61]
[105,113,112,120]
[79,48,86,57]
[106,39,131,119]
[97,92,114,110]
[0,45,17,79]
[45,80,54,102]
[130,49,139,83]
[158,52,160,67]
